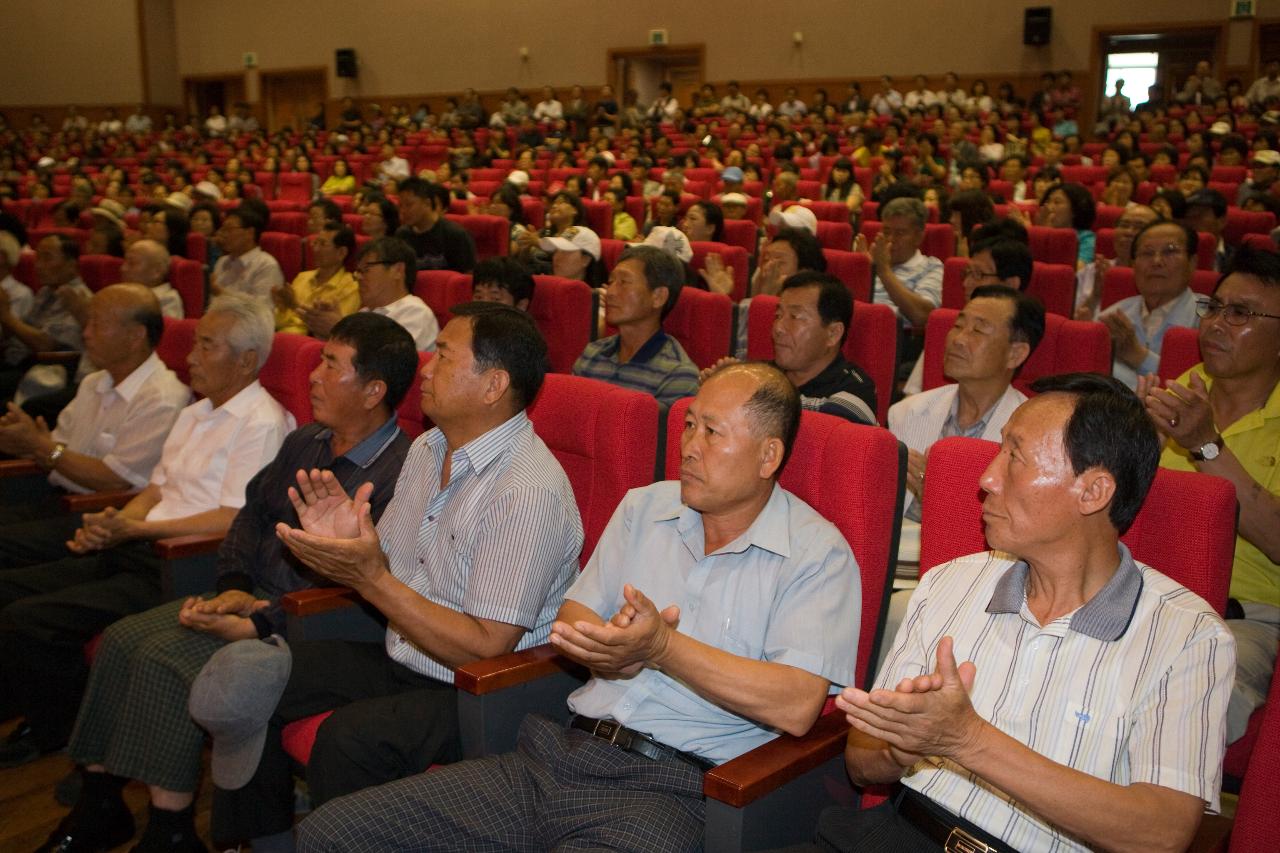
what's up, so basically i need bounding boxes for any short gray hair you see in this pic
[206,292,274,371]
[881,196,927,230]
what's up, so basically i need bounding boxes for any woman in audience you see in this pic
[360,196,399,240]
[822,156,865,216]
[292,153,320,196]
[146,206,190,258]
[320,159,356,196]
[679,200,724,244]
[484,184,529,253]
[1038,180,1097,266]
[1102,166,1138,208]
[603,187,638,241]
[1150,186,1188,221]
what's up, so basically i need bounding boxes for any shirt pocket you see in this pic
[1055,697,1130,774]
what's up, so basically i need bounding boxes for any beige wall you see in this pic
[142,0,182,105]
[0,0,143,105]
[172,0,1230,98]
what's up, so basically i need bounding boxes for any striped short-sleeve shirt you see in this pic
[880,547,1235,853]
[378,411,583,682]
[571,330,700,408]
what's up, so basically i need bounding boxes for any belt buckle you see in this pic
[592,719,624,745]
[944,827,993,853]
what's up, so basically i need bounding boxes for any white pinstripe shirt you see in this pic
[379,411,583,682]
[881,547,1235,853]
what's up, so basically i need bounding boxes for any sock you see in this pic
[251,829,296,853]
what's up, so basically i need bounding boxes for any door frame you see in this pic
[605,43,705,104]
[258,65,330,133]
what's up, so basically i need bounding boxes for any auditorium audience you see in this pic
[393,178,476,273]
[209,205,285,303]
[275,225,360,336]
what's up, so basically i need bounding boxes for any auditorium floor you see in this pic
[0,719,217,852]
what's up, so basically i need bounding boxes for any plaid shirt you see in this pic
[572,330,700,407]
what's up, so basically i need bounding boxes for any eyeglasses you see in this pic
[1133,244,1188,263]
[354,260,394,275]
[1195,297,1280,325]
[962,266,1000,281]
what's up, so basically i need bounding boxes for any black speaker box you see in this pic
[336,48,357,78]
[1024,7,1052,46]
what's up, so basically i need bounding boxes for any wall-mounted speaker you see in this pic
[1024,7,1052,47]
[336,48,358,78]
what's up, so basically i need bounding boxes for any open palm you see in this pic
[288,468,372,539]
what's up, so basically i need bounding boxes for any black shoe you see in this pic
[129,805,209,853]
[54,769,83,807]
[36,796,135,852]
[0,722,41,769]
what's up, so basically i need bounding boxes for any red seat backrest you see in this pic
[529,275,596,374]
[663,403,902,689]
[156,317,197,385]
[1099,267,1218,310]
[170,257,205,318]
[1157,326,1203,382]
[922,309,1112,396]
[1027,226,1078,266]
[721,219,758,257]
[260,232,303,282]
[258,332,325,425]
[413,270,471,326]
[268,211,308,236]
[858,220,953,261]
[814,220,853,251]
[1093,204,1126,230]
[1224,208,1277,246]
[185,232,208,264]
[799,200,851,223]
[746,294,897,426]
[690,241,749,301]
[599,238,627,271]
[918,437,1236,618]
[277,172,314,205]
[822,249,873,302]
[580,200,612,238]
[1026,261,1077,317]
[660,287,734,369]
[1231,668,1280,852]
[444,214,507,260]
[79,254,125,291]
[395,352,432,439]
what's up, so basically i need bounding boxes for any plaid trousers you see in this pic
[68,597,227,792]
[296,713,707,853]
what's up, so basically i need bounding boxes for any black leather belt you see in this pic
[568,714,715,773]
[897,787,1006,853]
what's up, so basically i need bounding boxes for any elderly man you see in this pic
[572,244,699,407]
[276,225,360,335]
[42,314,416,853]
[295,362,861,852]
[1099,220,1200,390]
[823,373,1234,853]
[122,238,184,318]
[1075,205,1160,321]
[211,205,285,303]
[395,178,476,273]
[0,285,188,528]
[860,197,943,329]
[1141,245,1280,747]
[0,293,293,768]
[0,234,92,401]
[211,303,583,851]
[304,237,438,351]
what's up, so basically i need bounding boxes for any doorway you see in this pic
[183,75,246,125]
[607,45,705,114]
[260,68,328,133]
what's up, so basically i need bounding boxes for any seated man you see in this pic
[0,293,293,766]
[1098,220,1200,390]
[42,313,416,853]
[1075,205,1160,320]
[211,303,584,850]
[572,244,699,407]
[860,196,943,331]
[276,224,360,336]
[890,285,1044,524]
[210,205,285,303]
[307,237,438,351]
[0,285,189,524]
[902,237,1033,395]
[829,373,1234,853]
[1141,245,1280,747]
[0,231,33,322]
[1184,188,1230,272]
[0,234,92,401]
[718,225,827,357]
[471,256,535,310]
[394,178,476,273]
[122,238,184,319]
[295,362,861,852]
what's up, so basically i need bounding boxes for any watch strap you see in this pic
[1190,435,1224,462]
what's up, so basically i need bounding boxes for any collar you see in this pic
[1194,365,1280,433]
[793,354,851,397]
[312,416,402,469]
[985,543,1144,641]
[426,409,531,477]
[657,481,793,559]
[893,250,928,273]
[194,379,265,420]
[1139,286,1194,322]
[93,351,163,402]
[603,329,669,364]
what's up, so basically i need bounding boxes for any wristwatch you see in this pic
[42,441,67,471]
[1190,435,1224,462]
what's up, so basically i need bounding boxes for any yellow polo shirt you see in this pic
[1160,364,1280,607]
[275,268,360,335]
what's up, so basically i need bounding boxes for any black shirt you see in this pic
[793,355,878,426]
[396,218,477,273]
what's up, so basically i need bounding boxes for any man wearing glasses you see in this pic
[1140,245,1280,748]
[210,205,284,302]
[353,237,439,351]
[1098,220,1201,390]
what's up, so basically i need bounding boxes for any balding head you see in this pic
[706,362,802,468]
[121,239,171,287]
[84,284,164,371]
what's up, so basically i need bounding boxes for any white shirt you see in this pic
[379,156,410,182]
[533,99,564,121]
[146,380,294,521]
[125,113,152,134]
[882,549,1234,852]
[151,282,184,318]
[871,250,944,320]
[364,293,439,351]
[1,274,34,321]
[49,352,191,493]
[213,246,285,303]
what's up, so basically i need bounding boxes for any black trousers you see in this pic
[0,538,164,750]
[211,640,461,844]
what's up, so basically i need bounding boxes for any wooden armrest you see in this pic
[34,350,81,365]
[0,459,43,477]
[455,644,586,695]
[703,710,850,808]
[154,533,225,559]
[60,489,137,512]
[282,586,361,616]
